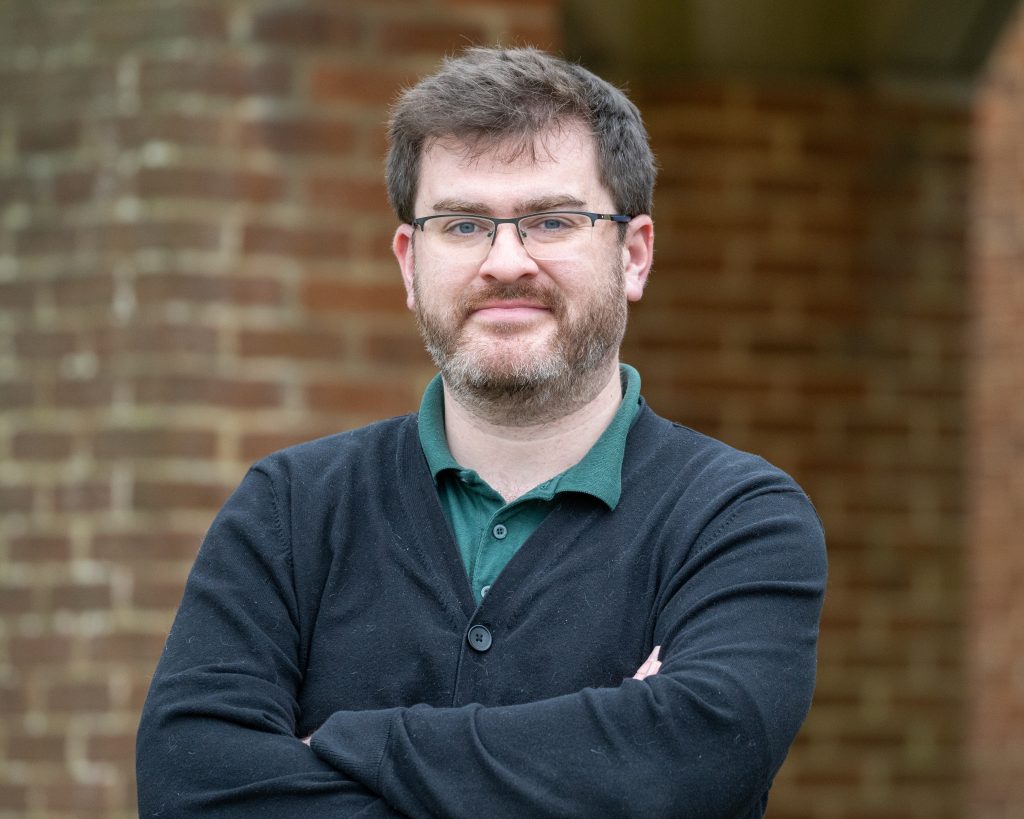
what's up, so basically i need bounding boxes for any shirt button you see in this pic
[467,624,492,652]
[480,585,491,597]
[492,524,508,540]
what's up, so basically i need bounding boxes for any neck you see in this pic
[442,361,624,502]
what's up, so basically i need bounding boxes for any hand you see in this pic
[299,649,662,748]
[632,646,661,680]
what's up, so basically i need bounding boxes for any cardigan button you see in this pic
[467,624,492,652]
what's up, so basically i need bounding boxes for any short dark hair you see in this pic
[386,46,656,224]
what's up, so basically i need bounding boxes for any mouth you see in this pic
[469,299,551,321]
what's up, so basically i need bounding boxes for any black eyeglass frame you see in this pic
[410,210,633,243]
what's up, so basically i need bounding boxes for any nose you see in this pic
[477,222,539,281]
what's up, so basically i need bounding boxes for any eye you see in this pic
[521,213,588,237]
[539,217,570,231]
[437,217,491,239]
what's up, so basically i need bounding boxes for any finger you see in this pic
[632,646,662,680]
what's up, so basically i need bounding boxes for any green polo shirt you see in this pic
[418,364,642,603]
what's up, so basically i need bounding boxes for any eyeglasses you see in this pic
[410,210,632,264]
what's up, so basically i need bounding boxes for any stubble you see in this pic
[412,260,628,426]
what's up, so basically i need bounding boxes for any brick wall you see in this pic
[0,2,559,816]
[626,82,970,818]
[1,2,1008,818]
[968,5,1024,818]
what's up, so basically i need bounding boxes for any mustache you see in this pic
[459,282,564,315]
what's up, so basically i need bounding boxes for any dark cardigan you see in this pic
[136,401,827,818]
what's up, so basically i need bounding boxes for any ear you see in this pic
[621,215,653,303]
[393,224,416,310]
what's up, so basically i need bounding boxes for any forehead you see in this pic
[416,123,609,213]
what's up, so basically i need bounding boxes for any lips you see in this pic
[473,300,548,314]
[461,283,560,319]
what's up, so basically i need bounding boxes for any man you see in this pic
[137,47,826,818]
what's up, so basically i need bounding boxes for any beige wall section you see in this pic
[968,4,1024,817]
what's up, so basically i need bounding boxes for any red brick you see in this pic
[0,682,27,715]
[93,221,222,252]
[132,579,187,610]
[9,534,71,562]
[242,224,351,257]
[55,481,111,513]
[0,379,35,408]
[0,484,34,515]
[93,428,217,459]
[364,330,430,366]
[91,530,200,562]
[0,585,34,614]
[54,170,97,204]
[2,65,114,112]
[84,632,168,663]
[137,166,287,203]
[6,732,64,763]
[47,583,113,611]
[14,329,77,359]
[87,732,136,763]
[238,328,346,360]
[135,271,283,306]
[0,279,38,309]
[14,225,77,254]
[90,323,220,356]
[506,22,561,49]
[301,280,407,313]
[50,378,115,408]
[9,635,73,666]
[140,57,293,98]
[378,21,487,56]
[46,681,111,712]
[133,481,231,512]
[239,430,336,462]
[309,63,411,105]
[115,113,232,148]
[93,5,226,45]
[51,275,116,308]
[43,781,114,813]
[132,375,283,408]
[306,176,392,214]
[250,8,362,46]
[0,784,28,811]
[11,430,74,460]
[17,120,80,152]
[305,381,417,416]
[239,118,355,155]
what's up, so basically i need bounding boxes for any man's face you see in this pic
[393,122,652,418]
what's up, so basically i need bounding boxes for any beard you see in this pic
[412,257,628,425]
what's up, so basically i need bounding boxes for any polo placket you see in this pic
[417,365,643,604]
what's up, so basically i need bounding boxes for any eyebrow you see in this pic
[429,195,588,215]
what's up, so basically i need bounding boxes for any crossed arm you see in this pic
[297,646,663,748]
[137,466,825,818]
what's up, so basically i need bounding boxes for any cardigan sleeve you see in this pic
[135,467,405,819]
[309,486,827,819]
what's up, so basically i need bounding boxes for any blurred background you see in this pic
[1,1,1022,816]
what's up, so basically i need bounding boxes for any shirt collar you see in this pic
[417,364,642,510]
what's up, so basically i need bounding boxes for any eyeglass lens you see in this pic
[419,212,594,262]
